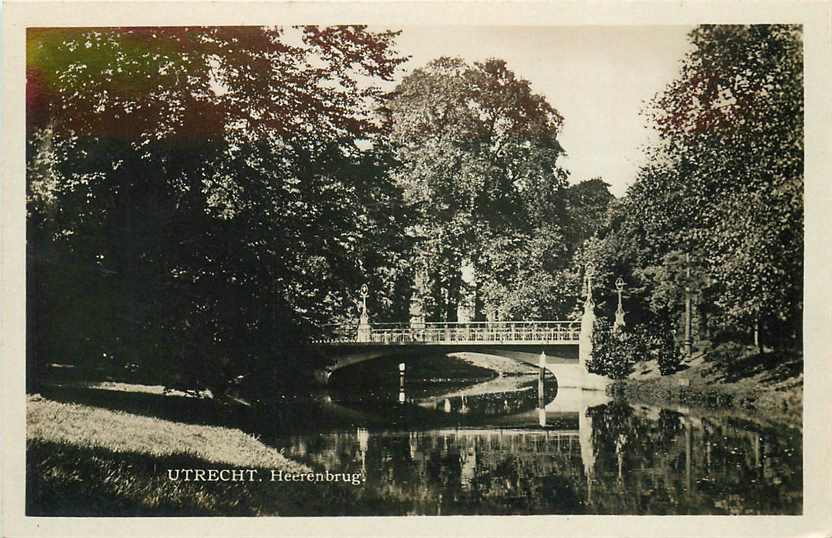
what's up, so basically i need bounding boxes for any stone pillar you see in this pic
[538,352,546,428]
[579,267,595,371]
[409,294,425,330]
[613,277,626,332]
[580,298,613,390]
[409,274,426,343]
[614,309,626,331]
[358,315,370,342]
[577,265,613,391]
[579,406,595,504]
[579,300,595,370]
[357,284,371,342]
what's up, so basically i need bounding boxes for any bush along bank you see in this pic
[587,319,682,380]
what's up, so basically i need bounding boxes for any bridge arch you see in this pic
[312,343,588,388]
[311,320,609,390]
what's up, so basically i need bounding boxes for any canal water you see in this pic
[256,355,802,516]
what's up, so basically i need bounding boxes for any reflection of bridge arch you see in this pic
[304,387,611,506]
[319,386,609,433]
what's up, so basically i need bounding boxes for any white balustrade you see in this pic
[314,320,581,345]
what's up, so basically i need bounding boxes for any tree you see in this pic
[384,57,569,320]
[26,26,409,394]
[659,25,802,347]
[565,177,615,248]
[602,25,803,350]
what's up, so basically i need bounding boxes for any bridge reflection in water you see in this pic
[271,380,801,515]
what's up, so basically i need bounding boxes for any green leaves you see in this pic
[588,320,681,379]
[587,320,637,379]
[603,25,803,347]
[386,57,570,321]
[27,26,410,392]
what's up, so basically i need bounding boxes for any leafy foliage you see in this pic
[645,320,684,375]
[588,319,681,378]
[587,25,803,351]
[587,321,637,379]
[384,57,574,321]
[26,26,409,394]
[648,25,802,345]
[25,24,802,397]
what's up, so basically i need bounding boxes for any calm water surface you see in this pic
[257,359,801,516]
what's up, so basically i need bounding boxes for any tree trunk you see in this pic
[473,271,485,321]
[698,301,709,341]
[445,267,462,322]
[754,317,761,354]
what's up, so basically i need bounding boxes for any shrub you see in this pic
[625,324,651,363]
[626,317,684,375]
[587,320,636,379]
[656,330,683,375]
[587,319,682,378]
[705,341,749,364]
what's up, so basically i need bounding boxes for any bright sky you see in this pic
[388,26,694,197]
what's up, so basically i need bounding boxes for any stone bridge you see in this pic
[312,271,611,390]
[312,318,609,390]
[314,264,624,390]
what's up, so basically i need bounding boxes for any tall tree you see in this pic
[565,177,616,248]
[384,57,569,321]
[603,25,803,348]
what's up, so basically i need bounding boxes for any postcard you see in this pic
[2,2,831,537]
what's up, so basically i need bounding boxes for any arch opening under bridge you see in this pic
[311,320,609,390]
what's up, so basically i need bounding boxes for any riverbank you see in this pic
[609,344,803,428]
[25,389,385,516]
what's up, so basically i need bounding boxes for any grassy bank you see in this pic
[26,393,395,516]
[609,344,803,427]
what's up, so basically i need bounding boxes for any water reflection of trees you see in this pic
[279,428,586,515]
[583,403,802,515]
[270,401,801,515]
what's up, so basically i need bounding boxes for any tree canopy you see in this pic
[26,24,804,395]
[27,26,410,393]
[384,57,584,321]
[585,25,803,348]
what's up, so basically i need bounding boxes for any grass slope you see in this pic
[611,344,802,427]
[27,395,310,470]
[26,395,397,516]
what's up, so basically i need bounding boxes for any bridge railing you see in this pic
[314,320,581,345]
[315,323,359,344]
